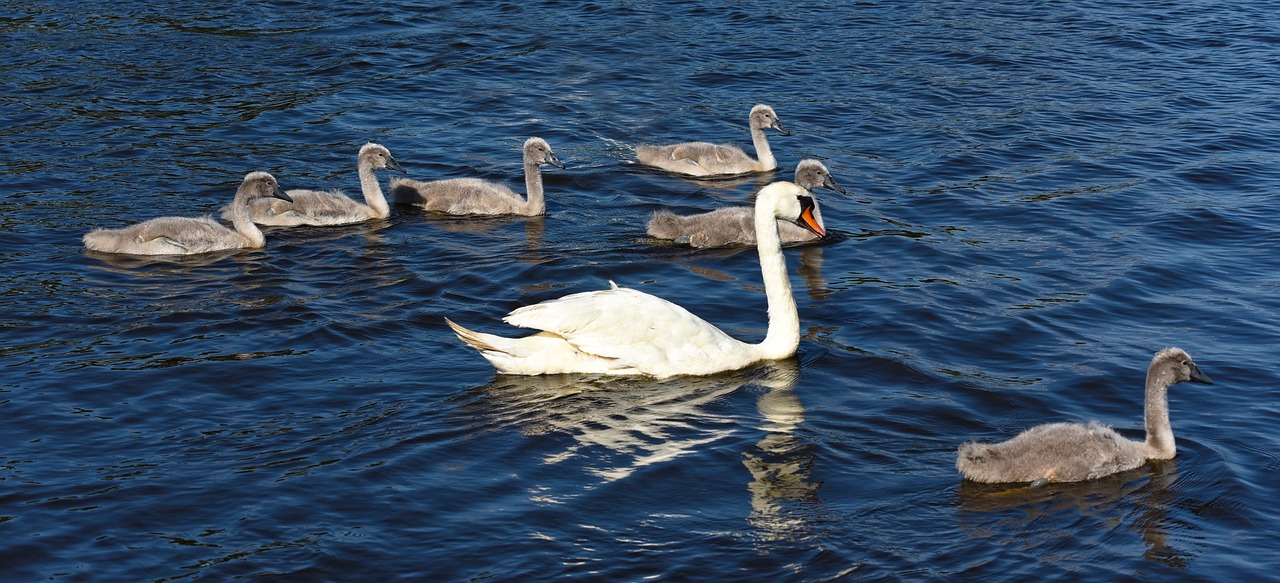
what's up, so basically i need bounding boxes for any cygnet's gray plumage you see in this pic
[956,347,1213,485]
[636,104,789,177]
[83,172,292,255]
[222,143,404,227]
[647,160,844,248]
[389,137,563,216]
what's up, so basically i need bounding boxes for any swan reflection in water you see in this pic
[420,214,546,264]
[84,248,247,270]
[461,358,821,537]
[741,359,822,541]
[955,459,1196,568]
[668,244,831,303]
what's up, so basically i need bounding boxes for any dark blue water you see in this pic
[3,1,1279,580]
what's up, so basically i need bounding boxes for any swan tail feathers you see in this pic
[82,230,109,252]
[646,209,683,239]
[446,317,633,375]
[446,318,501,353]
[635,145,689,168]
[956,441,994,480]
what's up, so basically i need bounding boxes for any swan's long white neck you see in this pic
[230,187,267,248]
[750,123,777,172]
[522,160,546,216]
[753,197,799,360]
[358,159,390,219]
[1143,365,1176,458]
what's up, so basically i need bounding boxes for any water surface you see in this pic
[3,1,1279,580]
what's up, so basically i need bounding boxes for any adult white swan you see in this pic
[636,104,789,177]
[956,347,1213,485]
[446,181,825,377]
[223,142,404,226]
[83,172,291,255]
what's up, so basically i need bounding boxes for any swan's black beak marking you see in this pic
[824,175,848,195]
[1189,363,1213,385]
[796,195,825,238]
[272,183,293,203]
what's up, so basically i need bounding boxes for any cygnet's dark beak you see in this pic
[795,195,825,238]
[824,174,849,195]
[1189,363,1213,385]
[772,119,792,137]
[272,182,293,203]
[545,152,566,169]
[387,156,406,174]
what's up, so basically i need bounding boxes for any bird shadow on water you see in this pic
[652,243,834,302]
[954,459,1197,569]
[411,213,548,264]
[81,248,250,271]
[455,357,824,541]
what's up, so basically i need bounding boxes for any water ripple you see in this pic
[2,0,1279,580]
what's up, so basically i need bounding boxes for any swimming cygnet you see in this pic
[956,347,1213,485]
[636,104,790,177]
[83,172,292,255]
[389,137,564,216]
[222,143,404,227]
[647,159,846,248]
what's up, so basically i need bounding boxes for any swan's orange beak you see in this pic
[796,196,825,238]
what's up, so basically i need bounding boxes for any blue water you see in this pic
[3,0,1279,580]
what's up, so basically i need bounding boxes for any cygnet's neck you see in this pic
[522,160,546,216]
[358,160,390,219]
[753,197,799,360]
[230,188,267,248]
[750,123,777,172]
[1143,366,1176,459]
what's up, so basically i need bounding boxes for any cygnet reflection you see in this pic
[955,458,1195,568]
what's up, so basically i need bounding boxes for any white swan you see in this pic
[446,181,825,378]
[389,137,563,216]
[222,143,404,227]
[636,104,789,177]
[647,159,846,247]
[956,347,1213,485]
[83,171,291,255]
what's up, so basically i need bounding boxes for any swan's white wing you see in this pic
[502,283,753,375]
